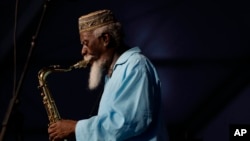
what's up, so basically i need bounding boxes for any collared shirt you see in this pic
[76,47,168,141]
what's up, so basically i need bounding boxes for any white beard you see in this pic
[88,59,105,90]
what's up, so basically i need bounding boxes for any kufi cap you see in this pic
[78,9,117,33]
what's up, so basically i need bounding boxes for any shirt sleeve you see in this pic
[75,58,157,141]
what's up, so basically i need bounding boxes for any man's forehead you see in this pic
[80,31,95,43]
[80,31,93,39]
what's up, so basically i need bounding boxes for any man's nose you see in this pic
[81,46,87,56]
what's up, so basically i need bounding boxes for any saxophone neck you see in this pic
[41,65,72,74]
[38,65,71,80]
[38,60,89,80]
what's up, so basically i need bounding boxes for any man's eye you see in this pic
[81,41,88,46]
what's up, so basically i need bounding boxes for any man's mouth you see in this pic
[84,55,97,65]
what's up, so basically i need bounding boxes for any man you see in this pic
[48,9,168,141]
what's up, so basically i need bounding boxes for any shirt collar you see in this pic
[113,47,141,70]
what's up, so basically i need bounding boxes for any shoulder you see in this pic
[123,48,148,70]
[115,47,157,75]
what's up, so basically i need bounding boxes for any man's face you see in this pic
[80,31,105,64]
[80,31,107,90]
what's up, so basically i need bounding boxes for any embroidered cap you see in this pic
[78,9,117,33]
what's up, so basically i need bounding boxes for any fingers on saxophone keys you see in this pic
[48,130,56,141]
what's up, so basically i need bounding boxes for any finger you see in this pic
[49,131,58,141]
[48,125,55,134]
[54,135,63,141]
[49,122,57,128]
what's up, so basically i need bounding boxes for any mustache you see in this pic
[84,55,97,62]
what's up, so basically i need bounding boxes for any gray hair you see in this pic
[93,22,123,47]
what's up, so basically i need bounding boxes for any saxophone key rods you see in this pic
[37,60,88,140]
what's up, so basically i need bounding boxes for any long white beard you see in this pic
[88,59,105,90]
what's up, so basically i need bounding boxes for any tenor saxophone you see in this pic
[37,60,88,126]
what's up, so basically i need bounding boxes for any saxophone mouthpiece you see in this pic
[72,60,89,69]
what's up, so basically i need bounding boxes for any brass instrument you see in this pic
[37,60,88,126]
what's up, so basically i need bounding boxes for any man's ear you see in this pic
[102,33,110,47]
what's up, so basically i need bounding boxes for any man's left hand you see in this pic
[48,119,77,141]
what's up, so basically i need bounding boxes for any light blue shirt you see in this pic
[76,47,168,141]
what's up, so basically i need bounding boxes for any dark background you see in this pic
[0,0,249,141]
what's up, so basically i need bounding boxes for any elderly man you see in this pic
[48,9,168,141]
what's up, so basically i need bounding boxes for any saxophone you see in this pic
[37,60,88,126]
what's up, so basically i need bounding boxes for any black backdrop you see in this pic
[0,0,249,141]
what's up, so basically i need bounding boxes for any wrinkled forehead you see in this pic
[79,31,95,43]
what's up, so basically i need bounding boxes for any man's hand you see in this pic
[48,119,77,141]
